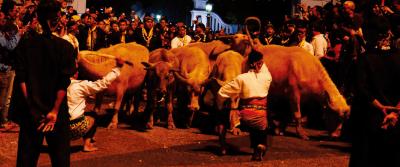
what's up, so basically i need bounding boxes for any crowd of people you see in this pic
[0,0,399,166]
[2,0,399,99]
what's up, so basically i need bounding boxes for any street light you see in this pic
[156,14,161,22]
[205,4,212,28]
[205,4,213,13]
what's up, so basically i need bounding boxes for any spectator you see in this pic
[281,23,297,46]
[62,20,79,54]
[214,28,226,39]
[349,31,400,167]
[133,16,162,51]
[296,25,314,55]
[1,0,18,22]
[171,25,191,48]
[12,0,76,166]
[52,12,68,38]
[77,13,90,50]
[60,0,67,13]
[86,17,107,51]
[107,21,120,46]
[0,17,21,129]
[193,23,210,42]
[259,21,282,45]
[66,6,77,16]
[118,19,134,43]
[310,23,328,59]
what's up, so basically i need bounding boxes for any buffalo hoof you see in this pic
[330,130,341,139]
[230,128,241,136]
[184,124,191,129]
[146,122,154,129]
[167,123,176,130]
[274,128,284,136]
[219,146,227,156]
[296,127,310,140]
[107,122,118,129]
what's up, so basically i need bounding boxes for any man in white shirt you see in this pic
[171,26,192,48]
[68,56,124,152]
[62,21,80,53]
[311,24,328,59]
[297,26,314,56]
[218,50,272,161]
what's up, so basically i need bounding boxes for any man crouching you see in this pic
[68,56,124,152]
[218,50,272,161]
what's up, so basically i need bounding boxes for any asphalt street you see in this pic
[0,121,350,167]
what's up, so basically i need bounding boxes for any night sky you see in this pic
[87,0,294,25]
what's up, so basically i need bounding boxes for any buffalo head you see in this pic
[142,49,179,103]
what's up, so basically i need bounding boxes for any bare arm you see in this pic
[38,90,66,132]
[372,99,400,115]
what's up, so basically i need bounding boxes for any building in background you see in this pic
[67,0,86,14]
[191,0,239,34]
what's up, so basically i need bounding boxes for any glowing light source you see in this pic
[156,14,161,22]
[205,4,213,13]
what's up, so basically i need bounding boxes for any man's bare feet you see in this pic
[83,143,98,152]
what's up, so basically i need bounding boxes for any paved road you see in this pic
[1,121,350,167]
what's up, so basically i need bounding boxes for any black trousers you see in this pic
[249,128,268,149]
[17,118,70,167]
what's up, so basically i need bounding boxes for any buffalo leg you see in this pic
[132,89,143,128]
[289,81,309,140]
[330,119,343,139]
[107,87,125,129]
[290,91,309,140]
[217,124,227,155]
[93,92,105,113]
[145,89,156,129]
[166,92,175,129]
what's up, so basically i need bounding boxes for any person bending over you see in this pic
[68,56,124,152]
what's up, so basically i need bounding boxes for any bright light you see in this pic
[205,4,212,13]
[156,14,161,21]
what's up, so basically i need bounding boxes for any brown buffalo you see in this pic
[202,50,244,152]
[204,50,244,113]
[234,34,350,140]
[171,47,210,127]
[196,33,349,140]
[78,42,149,129]
[188,40,231,60]
[142,48,179,129]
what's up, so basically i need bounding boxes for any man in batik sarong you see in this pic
[68,57,124,151]
[218,49,272,161]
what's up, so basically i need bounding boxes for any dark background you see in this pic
[86,0,295,26]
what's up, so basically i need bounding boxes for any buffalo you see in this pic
[78,42,149,129]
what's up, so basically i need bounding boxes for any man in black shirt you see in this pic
[349,32,400,167]
[259,22,282,45]
[13,0,76,166]
[133,16,162,51]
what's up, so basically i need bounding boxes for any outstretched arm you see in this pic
[78,57,124,97]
